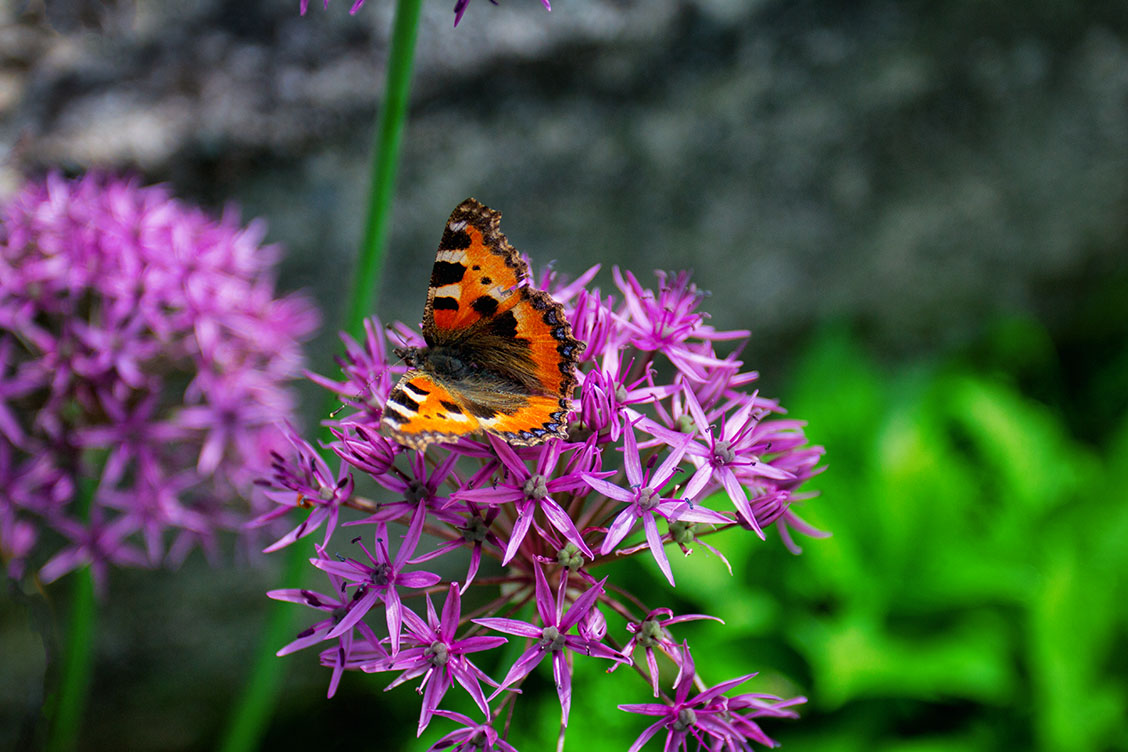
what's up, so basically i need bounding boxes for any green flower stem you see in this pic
[46,472,97,752]
[345,0,424,339]
[220,1,423,750]
[217,539,312,752]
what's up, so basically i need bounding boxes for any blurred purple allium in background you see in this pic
[0,173,318,589]
[265,264,823,749]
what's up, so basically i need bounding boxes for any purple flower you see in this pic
[642,386,795,537]
[568,287,616,362]
[366,448,459,521]
[269,545,383,697]
[330,423,398,480]
[619,643,804,751]
[385,583,508,735]
[38,503,150,592]
[250,424,353,553]
[307,317,404,428]
[411,504,504,593]
[583,420,728,585]
[455,436,595,565]
[424,711,519,752]
[75,395,182,488]
[612,268,748,382]
[0,173,316,588]
[616,609,723,698]
[311,504,441,655]
[475,565,626,724]
[579,348,678,441]
[266,263,821,749]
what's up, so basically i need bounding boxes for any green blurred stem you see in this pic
[217,540,312,752]
[46,475,97,752]
[344,0,424,339]
[219,1,423,750]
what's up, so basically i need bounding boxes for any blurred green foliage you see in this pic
[536,320,1128,751]
[772,323,1128,751]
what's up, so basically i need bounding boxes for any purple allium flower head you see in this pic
[615,608,723,698]
[269,544,383,698]
[307,317,403,428]
[424,711,520,752]
[640,386,799,538]
[583,420,728,585]
[312,504,442,655]
[385,582,507,735]
[266,262,821,746]
[619,643,805,751]
[475,565,625,724]
[454,435,596,565]
[250,423,354,553]
[0,173,317,589]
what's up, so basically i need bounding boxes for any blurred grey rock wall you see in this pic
[3,0,1126,366]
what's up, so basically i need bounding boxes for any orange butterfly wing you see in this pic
[382,198,583,450]
[424,200,527,336]
[381,370,482,449]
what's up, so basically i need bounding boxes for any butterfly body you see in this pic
[382,199,583,450]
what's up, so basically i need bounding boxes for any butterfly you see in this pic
[381,198,584,450]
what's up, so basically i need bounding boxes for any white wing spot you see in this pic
[385,400,416,418]
[436,250,466,263]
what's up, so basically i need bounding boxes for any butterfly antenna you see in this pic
[386,324,415,363]
[386,323,409,346]
[329,375,378,417]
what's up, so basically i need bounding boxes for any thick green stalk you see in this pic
[345,0,424,339]
[46,478,97,752]
[219,1,423,749]
[217,540,313,752]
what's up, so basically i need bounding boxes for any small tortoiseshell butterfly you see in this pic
[382,198,584,450]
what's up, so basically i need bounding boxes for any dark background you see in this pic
[2,1,1126,750]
